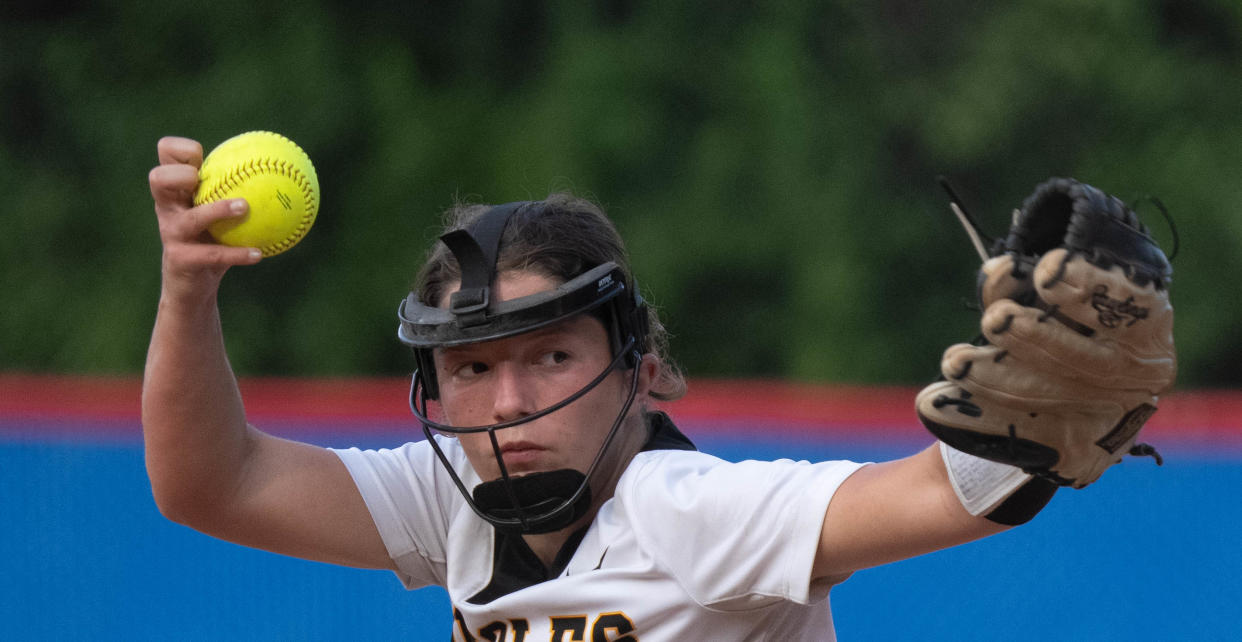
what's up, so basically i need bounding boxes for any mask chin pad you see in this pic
[471,469,592,535]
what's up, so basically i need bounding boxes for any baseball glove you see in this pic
[916,177,1176,488]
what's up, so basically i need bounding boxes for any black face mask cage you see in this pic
[407,340,642,534]
[395,200,651,533]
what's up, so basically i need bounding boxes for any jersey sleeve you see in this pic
[618,451,866,611]
[331,437,462,589]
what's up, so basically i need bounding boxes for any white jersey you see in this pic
[333,417,865,641]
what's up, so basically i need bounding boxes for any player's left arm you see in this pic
[812,443,1009,579]
[811,177,1177,580]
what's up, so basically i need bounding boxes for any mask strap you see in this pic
[440,201,531,326]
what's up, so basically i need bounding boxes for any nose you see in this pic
[491,361,537,423]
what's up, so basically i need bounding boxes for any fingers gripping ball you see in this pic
[194,131,320,257]
[917,178,1176,489]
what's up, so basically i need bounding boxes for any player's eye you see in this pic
[452,361,489,379]
[538,351,571,367]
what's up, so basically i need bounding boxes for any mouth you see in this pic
[497,441,548,471]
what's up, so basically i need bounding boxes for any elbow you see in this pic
[142,423,257,529]
[149,486,189,526]
[148,479,213,528]
[145,465,234,530]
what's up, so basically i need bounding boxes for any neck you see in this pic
[521,510,594,568]
[521,411,650,567]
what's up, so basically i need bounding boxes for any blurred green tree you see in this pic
[1,0,1238,386]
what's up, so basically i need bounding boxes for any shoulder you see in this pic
[618,449,724,493]
[612,451,867,608]
[615,449,866,544]
[619,449,864,500]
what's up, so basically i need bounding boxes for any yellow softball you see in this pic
[194,131,320,257]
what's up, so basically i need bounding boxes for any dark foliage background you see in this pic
[2,0,1239,386]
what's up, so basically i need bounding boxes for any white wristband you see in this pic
[939,441,1032,516]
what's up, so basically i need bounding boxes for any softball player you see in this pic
[145,136,1057,640]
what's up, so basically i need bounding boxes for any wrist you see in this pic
[159,269,224,308]
[939,441,1031,515]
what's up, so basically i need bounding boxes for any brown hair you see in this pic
[416,192,686,401]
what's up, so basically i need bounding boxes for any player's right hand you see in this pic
[149,136,261,298]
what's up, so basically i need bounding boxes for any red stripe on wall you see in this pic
[1,374,1239,441]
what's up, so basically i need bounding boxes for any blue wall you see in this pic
[2,420,1238,641]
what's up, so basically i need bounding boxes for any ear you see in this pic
[635,352,661,399]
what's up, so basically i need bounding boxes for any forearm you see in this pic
[814,444,1009,578]
[141,285,253,521]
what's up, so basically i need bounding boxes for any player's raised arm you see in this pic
[141,136,391,570]
[144,136,259,519]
